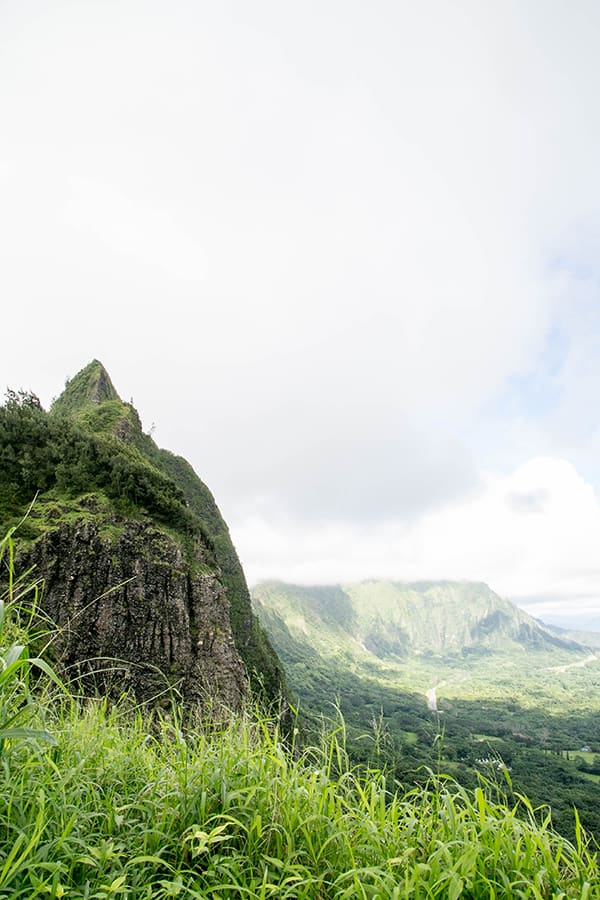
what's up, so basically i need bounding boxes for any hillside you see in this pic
[252,580,593,708]
[0,361,285,708]
[254,579,587,662]
[252,579,600,716]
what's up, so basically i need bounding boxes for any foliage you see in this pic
[0,391,198,538]
[49,359,120,417]
[0,529,66,746]
[1,703,598,897]
[0,366,287,707]
[0,534,597,897]
[254,582,600,842]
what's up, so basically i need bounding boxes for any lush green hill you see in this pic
[254,579,586,660]
[252,579,596,711]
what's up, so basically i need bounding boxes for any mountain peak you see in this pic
[51,360,121,416]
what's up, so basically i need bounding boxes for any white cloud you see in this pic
[1,3,600,620]
[236,457,600,622]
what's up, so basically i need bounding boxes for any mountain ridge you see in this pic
[0,361,286,708]
[253,578,588,662]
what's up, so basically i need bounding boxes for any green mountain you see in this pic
[51,359,121,413]
[252,577,598,730]
[253,578,586,666]
[0,361,286,708]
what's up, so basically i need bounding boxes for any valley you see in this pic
[253,580,600,840]
[1,366,599,895]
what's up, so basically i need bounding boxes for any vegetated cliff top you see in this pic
[50,359,120,416]
[50,359,145,442]
[0,360,286,705]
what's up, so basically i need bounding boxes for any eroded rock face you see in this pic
[21,516,248,711]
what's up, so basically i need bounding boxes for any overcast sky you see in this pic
[2,1,600,628]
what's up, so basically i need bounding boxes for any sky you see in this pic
[2,1,600,629]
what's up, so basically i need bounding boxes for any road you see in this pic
[426,686,436,711]
[547,653,597,673]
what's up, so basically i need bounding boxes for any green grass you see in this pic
[2,704,600,899]
[0,534,599,898]
[578,772,600,785]
[571,752,596,765]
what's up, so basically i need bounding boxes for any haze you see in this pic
[2,1,600,628]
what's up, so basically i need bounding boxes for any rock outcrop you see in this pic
[1,361,286,713]
[21,512,248,710]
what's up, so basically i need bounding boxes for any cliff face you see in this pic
[0,361,286,712]
[21,511,247,710]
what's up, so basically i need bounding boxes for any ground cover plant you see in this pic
[0,534,599,898]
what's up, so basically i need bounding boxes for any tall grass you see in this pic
[0,532,598,898]
[0,527,65,747]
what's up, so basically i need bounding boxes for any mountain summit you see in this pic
[1,361,285,710]
[51,359,120,414]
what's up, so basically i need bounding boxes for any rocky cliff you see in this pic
[0,361,285,711]
[20,511,247,709]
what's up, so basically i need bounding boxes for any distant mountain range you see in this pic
[252,579,600,665]
[252,579,600,721]
[531,611,600,636]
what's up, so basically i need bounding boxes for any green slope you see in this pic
[253,579,598,710]
[0,362,286,704]
[253,579,587,668]
[50,359,121,414]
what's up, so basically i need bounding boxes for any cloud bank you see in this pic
[1,2,600,623]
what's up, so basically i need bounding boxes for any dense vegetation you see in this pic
[277,648,600,843]
[254,581,600,842]
[0,531,599,898]
[0,389,199,540]
[0,363,286,703]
